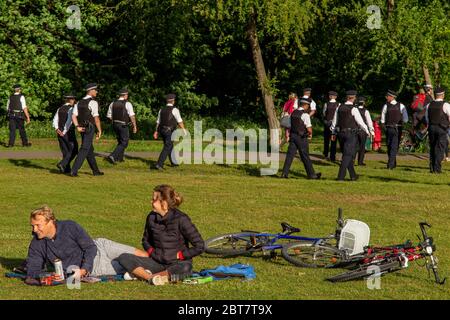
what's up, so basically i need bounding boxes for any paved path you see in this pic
[0,150,429,161]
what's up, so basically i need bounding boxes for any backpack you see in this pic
[410,93,426,111]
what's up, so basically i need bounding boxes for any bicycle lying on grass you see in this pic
[326,222,446,284]
[204,209,361,264]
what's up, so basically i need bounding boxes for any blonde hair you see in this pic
[30,206,56,222]
[289,93,297,99]
[154,185,183,209]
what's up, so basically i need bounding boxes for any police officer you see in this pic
[107,88,137,164]
[280,99,321,179]
[6,84,31,147]
[381,90,408,169]
[330,90,369,181]
[355,96,375,166]
[322,91,340,161]
[53,93,79,173]
[70,83,103,177]
[153,94,186,170]
[425,87,450,173]
[300,87,317,117]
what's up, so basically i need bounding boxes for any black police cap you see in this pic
[85,83,98,91]
[435,87,445,95]
[328,91,338,96]
[64,93,76,99]
[118,88,129,95]
[303,87,312,92]
[299,98,311,105]
[346,90,357,96]
[166,93,176,100]
[358,96,367,103]
[13,84,21,90]
[386,89,397,98]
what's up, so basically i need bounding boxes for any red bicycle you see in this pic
[327,222,445,284]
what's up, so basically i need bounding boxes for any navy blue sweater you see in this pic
[26,220,97,277]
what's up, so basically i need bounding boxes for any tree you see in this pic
[172,0,322,137]
[0,1,113,118]
[364,0,450,94]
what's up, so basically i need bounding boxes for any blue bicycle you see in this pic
[204,210,346,266]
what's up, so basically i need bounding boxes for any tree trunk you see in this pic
[247,14,280,139]
[387,0,394,19]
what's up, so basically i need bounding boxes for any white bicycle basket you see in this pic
[338,219,370,256]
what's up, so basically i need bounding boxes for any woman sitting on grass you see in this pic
[118,184,205,285]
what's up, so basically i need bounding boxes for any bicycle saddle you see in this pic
[281,222,301,235]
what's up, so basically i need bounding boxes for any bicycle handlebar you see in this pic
[419,222,431,241]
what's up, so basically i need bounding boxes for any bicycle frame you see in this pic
[252,233,331,252]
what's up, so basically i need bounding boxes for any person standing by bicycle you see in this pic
[425,87,450,173]
[380,90,408,170]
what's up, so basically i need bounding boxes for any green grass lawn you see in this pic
[0,155,449,300]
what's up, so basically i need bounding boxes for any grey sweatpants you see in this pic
[91,238,135,276]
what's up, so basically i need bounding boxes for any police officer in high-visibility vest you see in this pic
[53,93,79,173]
[6,84,31,147]
[107,88,137,164]
[153,94,186,170]
[280,99,321,179]
[425,87,450,173]
[70,83,103,177]
[322,90,340,161]
[381,90,408,170]
[355,96,375,166]
[330,90,369,181]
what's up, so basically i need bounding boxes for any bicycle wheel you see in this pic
[282,242,343,268]
[327,260,401,283]
[204,232,262,256]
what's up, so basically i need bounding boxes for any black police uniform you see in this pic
[71,97,101,176]
[156,105,178,168]
[335,104,359,180]
[427,100,449,173]
[56,103,78,173]
[356,106,369,165]
[323,100,339,161]
[385,102,403,169]
[7,93,30,147]
[110,100,131,162]
[281,108,319,179]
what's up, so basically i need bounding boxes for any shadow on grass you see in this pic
[0,257,25,272]
[367,175,449,186]
[7,159,61,175]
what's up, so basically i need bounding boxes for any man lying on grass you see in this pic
[24,206,148,284]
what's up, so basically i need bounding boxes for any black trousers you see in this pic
[156,127,176,168]
[71,124,100,175]
[337,131,357,180]
[282,133,316,178]
[110,123,130,162]
[355,131,368,165]
[386,126,402,169]
[428,125,448,173]
[118,253,192,277]
[323,122,337,161]
[8,116,29,146]
[57,129,78,172]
